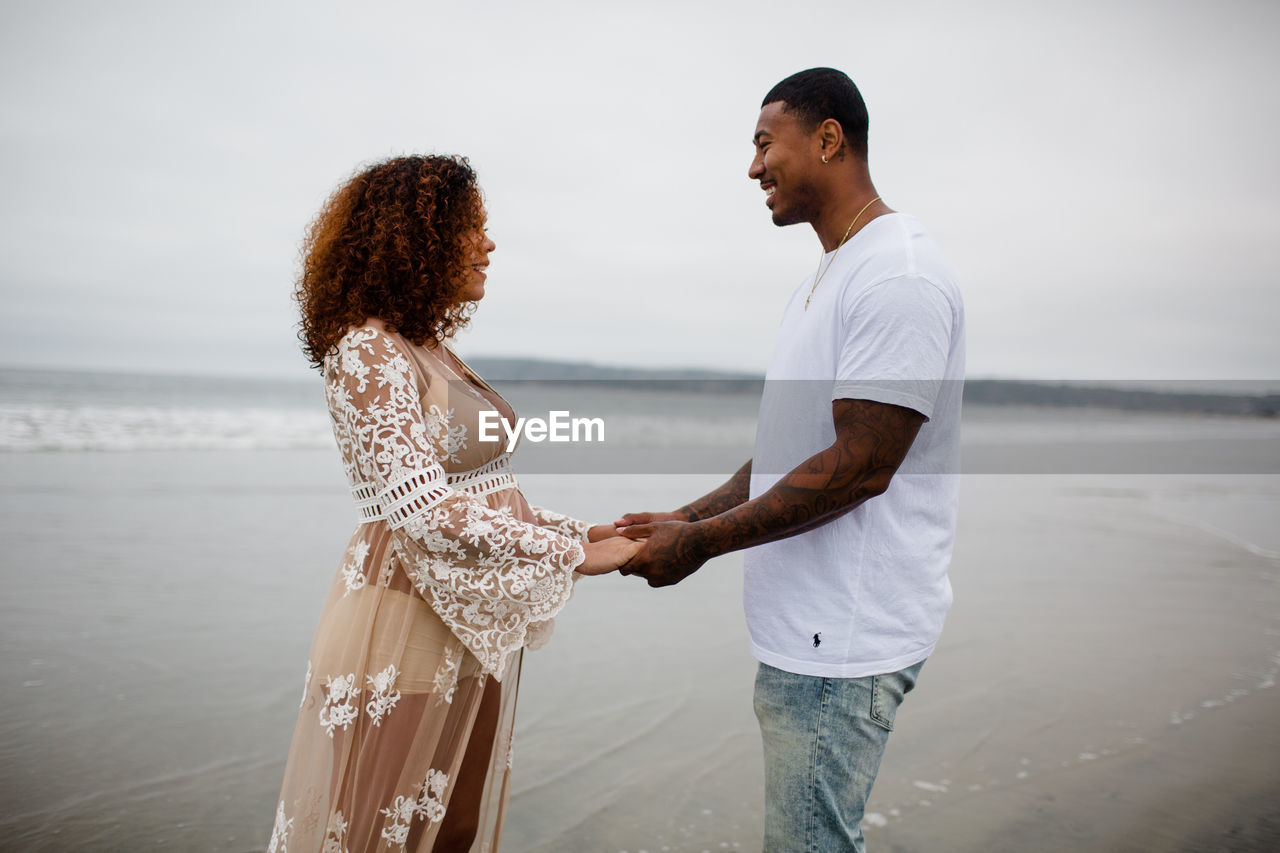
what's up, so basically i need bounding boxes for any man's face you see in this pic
[748,101,823,227]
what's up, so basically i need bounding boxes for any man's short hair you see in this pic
[762,68,869,160]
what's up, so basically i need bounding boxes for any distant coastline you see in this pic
[959,379,1280,418]
[2,362,1277,417]
[466,360,1280,418]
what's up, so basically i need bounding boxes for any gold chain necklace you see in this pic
[804,196,881,311]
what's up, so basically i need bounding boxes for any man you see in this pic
[616,68,965,851]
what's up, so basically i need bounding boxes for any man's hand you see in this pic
[615,520,708,587]
[614,510,686,530]
[614,400,923,586]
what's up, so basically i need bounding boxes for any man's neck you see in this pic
[812,180,884,252]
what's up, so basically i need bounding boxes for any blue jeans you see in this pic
[753,659,925,852]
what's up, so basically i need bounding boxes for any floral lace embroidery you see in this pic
[401,513,582,675]
[318,673,358,737]
[424,403,467,463]
[340,539,371,597]
[338,342,369,390]
[380,769,450,848]
[529,505,591,542]
[431,642,463,705]
[411,526,467,560]
[325,328,437,485]
[268,801,293,853]
[323,327,586,678]
[379,796,415,848]
[365,665,401,726]
[322,810,349,853]
[418,769,450,823]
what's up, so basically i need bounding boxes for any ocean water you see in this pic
[0,368,330,453]
[5,367,1280,474]
[2,367,1279,851]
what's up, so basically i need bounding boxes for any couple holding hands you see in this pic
[271,67,964,853]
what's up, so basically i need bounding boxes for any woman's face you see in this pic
[461,223,496,303]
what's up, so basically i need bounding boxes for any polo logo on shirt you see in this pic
[813,632,822,648]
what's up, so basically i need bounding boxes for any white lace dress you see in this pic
[270,319,588,852]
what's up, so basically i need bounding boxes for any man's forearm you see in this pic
[677,400,923,563]
[676,459,753,521]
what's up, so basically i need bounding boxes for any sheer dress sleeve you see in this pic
[527,505,591,542]
[324,327,585,679]
[521,507,592,651]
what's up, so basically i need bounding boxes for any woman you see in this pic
[270,154,639,852]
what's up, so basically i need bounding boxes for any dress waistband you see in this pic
[351,455,516,522]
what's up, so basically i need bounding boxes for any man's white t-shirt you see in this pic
[743,212,965,679]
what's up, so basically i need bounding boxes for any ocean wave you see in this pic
[0,404,334,452]
[0,403,758,453]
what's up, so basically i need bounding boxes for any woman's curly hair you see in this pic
[295,155,485,367]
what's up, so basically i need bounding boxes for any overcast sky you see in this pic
[1,0,1276,380]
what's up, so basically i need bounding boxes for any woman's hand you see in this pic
[586,523,622,542]
[577,536,645,576]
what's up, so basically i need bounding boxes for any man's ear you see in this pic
[817,118,846,162]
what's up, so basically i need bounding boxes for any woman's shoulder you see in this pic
[339,317,393,345]
[328,320,435,360]
[324,321,441,382]
[338,323,461,396]
[325,322,393,368]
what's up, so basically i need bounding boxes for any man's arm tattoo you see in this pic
[677,459,753,522]
[682,400,924,561]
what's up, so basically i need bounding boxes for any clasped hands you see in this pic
[576,513,707,587]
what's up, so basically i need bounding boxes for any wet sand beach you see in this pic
[1,434,1278,851]
[859,475,1280,853]
[507,473,1280,853]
